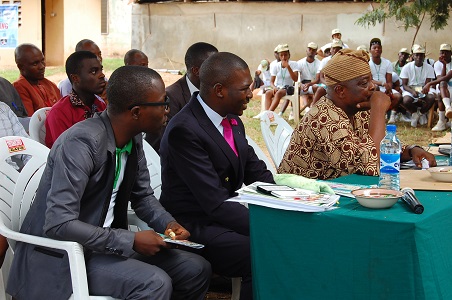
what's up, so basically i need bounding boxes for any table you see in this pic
[249,174,452,300]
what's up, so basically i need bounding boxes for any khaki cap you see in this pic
[440,44,452,51]
[307,42,318,50]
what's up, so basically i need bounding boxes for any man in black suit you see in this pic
[146,42,218,152]
[160,52,275,300]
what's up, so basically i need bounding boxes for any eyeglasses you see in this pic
[127,96,170,110]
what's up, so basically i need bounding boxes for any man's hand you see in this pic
[165,221,190,240]
[356,91,390,111]
[281,60,289,69]
[421,84,431,95]
[133,230,168,256]
[403,147,437,168]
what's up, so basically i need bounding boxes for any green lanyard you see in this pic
[113,139,133,189]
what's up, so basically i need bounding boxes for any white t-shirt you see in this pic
[257,64,271,86]
[270,60,299,87]
[433,60,452,78]
[400,61,435,86]
[369,57,393,84]
[317,56,332,73]
[297,57,321,81]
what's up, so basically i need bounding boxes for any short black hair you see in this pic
[199,52,249,90]
[107,66,162,115]
[65,51,98,84]
[124,49,147,65]
[184,42,218,70]
[14,43,40,64]
[75,39,96,51]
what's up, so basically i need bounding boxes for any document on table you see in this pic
[318,181,374,198]
[228,182,339,212]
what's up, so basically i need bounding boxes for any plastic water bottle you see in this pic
[379,124,402,190]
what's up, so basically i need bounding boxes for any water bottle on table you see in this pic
[379,124,402,190]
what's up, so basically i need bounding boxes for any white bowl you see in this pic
[428,166,452,182]
[351,188,402,209]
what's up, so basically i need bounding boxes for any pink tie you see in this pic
[221,118,238,156]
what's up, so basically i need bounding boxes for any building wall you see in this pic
[100,0,132,57]
[44,0,64,66]
[0,0,42,67]
[132,2,452,71]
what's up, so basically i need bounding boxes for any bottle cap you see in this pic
[386,124,396,132]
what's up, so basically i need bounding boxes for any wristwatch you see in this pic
[407,145,422,157]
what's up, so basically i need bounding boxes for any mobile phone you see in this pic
[256,184,296,195]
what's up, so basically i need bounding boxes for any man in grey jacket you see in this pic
[7,66,211,300]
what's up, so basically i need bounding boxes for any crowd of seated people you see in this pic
[0,33,450,300]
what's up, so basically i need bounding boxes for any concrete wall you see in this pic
[132,2,452,71]
[101,0,132,57]
[0,0,42,67]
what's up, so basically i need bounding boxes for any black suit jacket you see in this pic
[160,93,274,244]
[145,75,192,152]
[166,75,192,121]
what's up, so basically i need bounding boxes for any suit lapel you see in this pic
[188,95,240,174]
[181,76,192,105]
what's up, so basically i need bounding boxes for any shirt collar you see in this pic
[186,76,199,96]
[196,94,224,133]
[116,139,133,155]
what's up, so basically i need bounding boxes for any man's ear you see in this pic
[191,66,200,77]
[130,106,140,120]
[213,83,223,98]
[69,74,79,85]
[333,84,346,98]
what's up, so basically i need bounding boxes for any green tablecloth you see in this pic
[249,174,452,300]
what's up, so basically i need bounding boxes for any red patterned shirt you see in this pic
[45,91,106,148]
[278,96,379,179]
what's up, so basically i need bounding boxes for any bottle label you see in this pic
[380,153,400,174]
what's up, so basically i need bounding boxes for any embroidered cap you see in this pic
[399,48,409,54]
[322,49,371,86]
[307,42,318,50]
[331,39,343,49]
[440,44,452,51]
[331,28,341,36]
[412,44,426,54]
[277,44,290,53]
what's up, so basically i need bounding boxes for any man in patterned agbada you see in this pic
[278,49,436,179]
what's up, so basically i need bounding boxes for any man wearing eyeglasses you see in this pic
[7,66,211,300]
[160,52,275,300]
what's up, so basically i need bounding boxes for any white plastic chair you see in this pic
[260,111,294,167]
[28,107,51,145]
[142,140,161,199]
[0,136,116,300]
[246,135,275,174]
[260,82,300,123]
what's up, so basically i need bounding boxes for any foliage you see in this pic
[355,0,452,46]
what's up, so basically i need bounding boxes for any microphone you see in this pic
[401,187,424,214]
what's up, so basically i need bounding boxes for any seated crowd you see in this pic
[0,31,446,300]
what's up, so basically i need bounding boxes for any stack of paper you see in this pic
[228,182,339,212]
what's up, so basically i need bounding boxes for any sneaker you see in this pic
[388,114,396,124]
[400,113,412,123]
[446,107,452,119]
[419,114,428,125]
[432,120,446,131]
[288,111,294,121]
[411,112,420,127]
